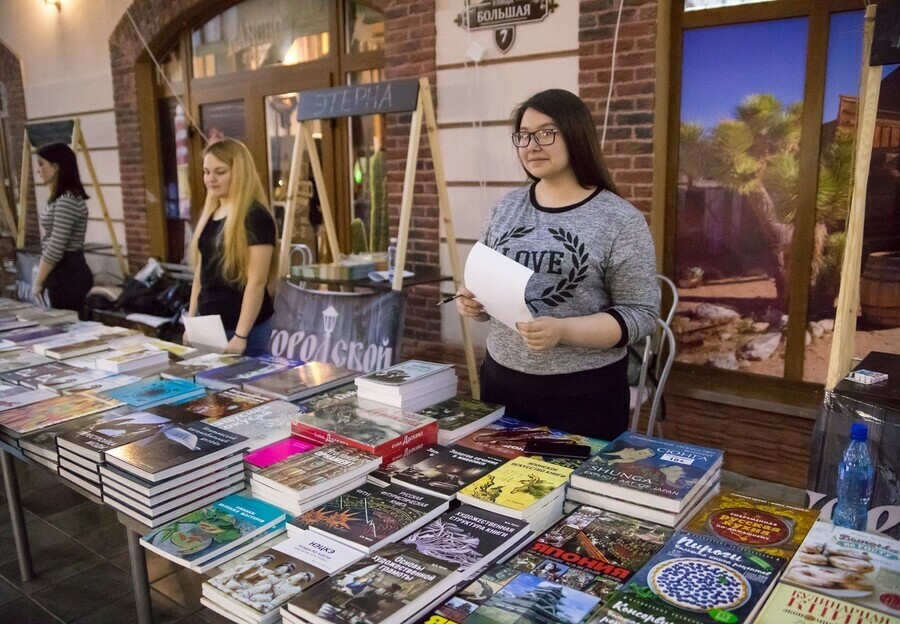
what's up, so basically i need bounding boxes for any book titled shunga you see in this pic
[570,431,723,513]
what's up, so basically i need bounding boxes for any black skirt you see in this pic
[46,251,93,315]
[479,351,630,441]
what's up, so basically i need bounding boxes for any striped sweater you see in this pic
[40,192,88,265]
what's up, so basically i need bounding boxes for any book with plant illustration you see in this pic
[457,456,573,517]
[140,494,286,572]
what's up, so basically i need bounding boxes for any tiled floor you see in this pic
[0,457,232,623]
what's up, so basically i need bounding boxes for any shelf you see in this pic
[289,265,451,291]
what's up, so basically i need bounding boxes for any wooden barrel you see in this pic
[860,251,900,328]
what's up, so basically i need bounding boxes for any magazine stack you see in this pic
[457,455,573,532]
[250,443,380,516]
[415,396,505,445]
[140,494,287,573]
[243,361,357,402]
[567,431,723,527]
[354,360,457,412]
[99,421,250,527]
[204,530,364,624]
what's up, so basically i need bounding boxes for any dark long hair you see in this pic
[512,89,619,194]
[36,143,88,202]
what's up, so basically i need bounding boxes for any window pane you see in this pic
[191,0,329,79]
[157,48,183,87]
[347,69,387,253]
[673,18,807,377]
[200,100,246,144]
[803,10,900,382]
[158,100,192,262]
[685,0,777,11]
[346,0,384,54]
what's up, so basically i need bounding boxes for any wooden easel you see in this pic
[280,77,480,397]
[826,4,881,390]
[17,118,128,277]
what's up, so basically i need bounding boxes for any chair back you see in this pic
[629,317,676,436]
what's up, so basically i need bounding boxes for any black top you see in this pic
[198,202,275,330]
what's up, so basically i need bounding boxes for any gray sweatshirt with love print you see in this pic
[478,184,659,375]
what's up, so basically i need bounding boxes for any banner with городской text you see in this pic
[268,281,405,373]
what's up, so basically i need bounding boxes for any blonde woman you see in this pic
[185,138,277,356]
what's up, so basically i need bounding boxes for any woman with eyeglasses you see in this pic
[455,89,659,441]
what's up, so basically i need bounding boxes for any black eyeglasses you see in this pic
[511,129,559,147]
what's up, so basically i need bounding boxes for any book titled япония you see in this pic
[570,431,723,513]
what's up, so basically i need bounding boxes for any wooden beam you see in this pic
[279,129,305,278]
[826,4,880,390]
[16,130,29,249]
[392,91,424,292]
[302,122,341,263]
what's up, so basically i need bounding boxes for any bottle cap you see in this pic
[850,422,868,441]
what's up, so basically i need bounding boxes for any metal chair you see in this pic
[629,275,678,436]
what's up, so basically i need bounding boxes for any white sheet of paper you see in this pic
[183,314,228,352]
[464,241,535,330]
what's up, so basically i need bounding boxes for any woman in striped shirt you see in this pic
[33,143,93,315]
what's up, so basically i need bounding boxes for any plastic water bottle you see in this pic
[832,422,874,532]
[386,237,397,280]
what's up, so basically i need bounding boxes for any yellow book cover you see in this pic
[458,455,572,512]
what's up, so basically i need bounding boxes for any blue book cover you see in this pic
[570,432,723,512]
[604,531,786,624]
[195,355,303,389]
[104,377,206,408]
[141,494,286,569]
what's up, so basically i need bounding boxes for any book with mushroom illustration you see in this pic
[605,531,786,623]
[778,520,900,619]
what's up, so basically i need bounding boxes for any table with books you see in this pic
[0,297,898,624]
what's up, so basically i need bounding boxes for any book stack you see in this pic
[61,373,143,395]
[457,455,573,532]
[354,360,458,412]
[103,377,207,409]
[159,352,250,382]
[416,396,505,445]
[243,361,357,402]
[507,506,674,601]
[195,355,303,391]
[251,443,380,516]
[0,393,123,449]
[244,436,319,471]
[1,360,76,388]
[205,530,364,624]
[567,432,723,527]
[17,409,118,472]
[2,325,67,345]
[16,306,79,325]
[291,481,450,555]
[366,444,441,487]
[283,542,459,624]
[208,400,299,453]
[140,494,287,573]
[755,520,900,623]
[595,531,786,623]
[0,350,53,377]
[423,564,603,624]
[94,344,170,373]
[390,444,506,500]
[290,400,438,465]
[99,421,250,527]
[34,327,143,360]
[55,407,202,497]
[157,387,273,422]
[35,366,116,393]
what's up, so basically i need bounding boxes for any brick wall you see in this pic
[0,42,39,247]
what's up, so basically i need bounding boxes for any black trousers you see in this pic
[46,251,93,316]
[480,351,630,442]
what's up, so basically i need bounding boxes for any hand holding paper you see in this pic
[183,314,228,352]
[463,242,535,331]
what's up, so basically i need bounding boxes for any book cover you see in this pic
[609,531,786,624]
[426,564,602,624]
[297,482,448,553]
[3,325,67,344]
[37,367,116,391]
[143,338,198,359]
[273,529,364,575]
[0,388,57,412]
[195,355,303,388]
[570,432,723,512]
[244,361,357,400]
[415,396,505,439]
[104,377,206,409]
[244,436,319,469]
[142,494,286,568]
[104,420,249,482]
[402,505,530,574]
[290,402,438,459]
[683,491,820,558]
[458,456,573,515]
[205,400,298,452]
[0,382,29,399]
[755,582,900,624]
[391,445,506,499]
[251,443,380,496]
[779,520,900,618]
[0,393,123,437]
[356,359,453,386]
[61,374,142,395]
[0,350,53,375]
[1,360,75,388]
[295,382,358,412]
[18,410,112,459]
[43,334,134,359]
[94,347,169,372]
[57,408,201,461]
[159,352,250,381]
[205,545,330,618]
[368,444,442,486]
[508,506,674,600]
[288,543,458,624]
[174,387,273,420]
[455,415,608,468]
[0,318,38,332]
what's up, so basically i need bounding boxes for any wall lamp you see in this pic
[44,0,61,11]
